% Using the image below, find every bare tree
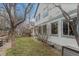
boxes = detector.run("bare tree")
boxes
[0,3,33,48]
[16,20,31,37]
[54,3,79,46]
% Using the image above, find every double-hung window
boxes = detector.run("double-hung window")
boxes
[63,17,77,36]
[38,26,41,34]
[51,22,58,34]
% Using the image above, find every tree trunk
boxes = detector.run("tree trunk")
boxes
[8,29,16,48]
[72,22,79,46]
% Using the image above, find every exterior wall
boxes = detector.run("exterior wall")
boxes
[35,3,77,26]
[35,3,79,51]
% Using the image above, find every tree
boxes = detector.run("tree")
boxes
[0,11,9,31]
[16,20,31,37]
[53,3,79,46]
[0,3,33,48]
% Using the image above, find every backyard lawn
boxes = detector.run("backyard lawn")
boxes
[6,37,61,56]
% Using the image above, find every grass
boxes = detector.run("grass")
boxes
[6,37,60,56]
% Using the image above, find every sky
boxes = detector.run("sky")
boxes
[16,3,38,22]
[0,3,38,22]
[30,4,38,18]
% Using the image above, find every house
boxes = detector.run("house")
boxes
[34,3,79,55]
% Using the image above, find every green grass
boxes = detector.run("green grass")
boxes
[6,37,59,56]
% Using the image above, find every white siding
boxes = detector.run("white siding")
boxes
[35,3,79,50]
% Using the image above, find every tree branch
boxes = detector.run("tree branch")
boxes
[54,3,75,31]
[54,3,79,46]
[3,3,14,28]
[53,3,73,22]
[14,4,33,28]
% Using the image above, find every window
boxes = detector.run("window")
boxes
[51,22,58,34]
[36,16,38,21]
[69,22,74,35]
[63,18,75,36]
[43,25,47,34]
[43,8,48,18]
[63,21,68,35]
[38,14,40,20]
[36,13,40,21]
[43,11,48,18]
[38,26,41,34]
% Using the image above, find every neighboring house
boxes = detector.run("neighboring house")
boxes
[34,3,79,55]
